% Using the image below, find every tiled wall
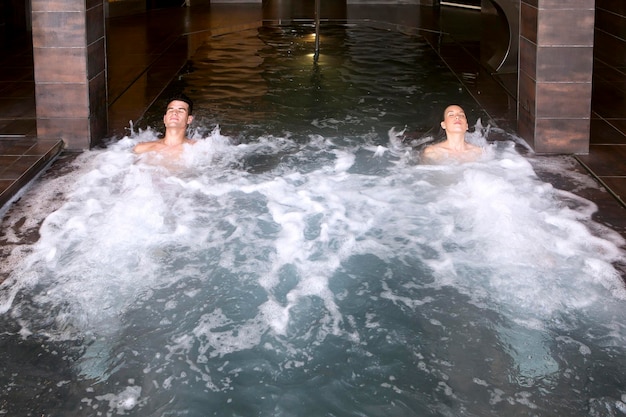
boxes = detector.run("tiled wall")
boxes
[595,0,626,71]
[518,0,595,154]
[32,0,107,150]
[593,0,626,118]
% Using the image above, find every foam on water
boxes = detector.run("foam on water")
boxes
[1,125,625,416]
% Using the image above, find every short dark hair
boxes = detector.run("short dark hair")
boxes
[167,93,193,115]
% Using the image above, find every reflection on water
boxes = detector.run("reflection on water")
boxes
[1,25,626,417]
[143,25,480,142]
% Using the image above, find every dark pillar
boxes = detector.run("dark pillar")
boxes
[518,0,595,154]
[32,0,108,150]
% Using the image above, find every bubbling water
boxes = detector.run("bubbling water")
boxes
[1,126,625,416]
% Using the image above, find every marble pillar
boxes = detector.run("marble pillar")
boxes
[518,0,595,154]
[32,0,108,150]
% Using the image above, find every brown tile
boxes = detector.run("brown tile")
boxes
[576,145,626,175]
[37,117,90,149]
[518,70,536,114]
[0,155,39,178]
[593,30,626,69]
[24,139,65,156]
[31,11,86,48]
[86,5,105,45]
[590,118,626,144]
[519,37,537,80]
[593,61,626,93]
[0,97,36,118]
[601,176,626,206]
[0,180,26,208]
[0,119,37,136]
[33,47,87,83]
[534,118,590,154]
[88,71,107,116]
[0,156,21,177]
[520,2,538,43]
[0,151,61,208]
[35,83,90,118]
[592,81,626,118]
[90,108,108,145]
[86,0,102,10]
[595,0,626,15]
[87,39,106,80]
[536,82,592,118]
[605,119,626,136]
[518,105,536,149]
[537,46,593,82]
[537,9,595,46]
[0,140,35,156]
[0,180,13,198]
[31,0,85,13]
[539,0,595,9]
[595,8,626,39]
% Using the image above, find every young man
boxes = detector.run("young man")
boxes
[133,93,196,155]
[422,104,483,163]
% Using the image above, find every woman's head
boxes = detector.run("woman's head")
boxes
[440,105,468,134]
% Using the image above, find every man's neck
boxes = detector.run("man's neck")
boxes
[162,128,188,146]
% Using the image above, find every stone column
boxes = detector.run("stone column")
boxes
[32,0,108,150]
[518,0,595,154]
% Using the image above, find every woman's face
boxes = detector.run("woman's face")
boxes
[441,105,468,134]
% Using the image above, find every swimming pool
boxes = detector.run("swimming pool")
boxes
[1,24,625,417]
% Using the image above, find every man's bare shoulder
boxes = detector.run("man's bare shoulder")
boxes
[133,140,166,154]
[133,138,198,156]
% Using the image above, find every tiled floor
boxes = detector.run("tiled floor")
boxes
[1,3,625,234]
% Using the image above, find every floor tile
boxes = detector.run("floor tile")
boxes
[577,145,626,176]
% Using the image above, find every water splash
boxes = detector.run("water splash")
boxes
[1,126,625,416]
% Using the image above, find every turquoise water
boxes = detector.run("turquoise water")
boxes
[1,25,625,417]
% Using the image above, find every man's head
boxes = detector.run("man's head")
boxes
[167,93,193,115]
[163,93,194,129]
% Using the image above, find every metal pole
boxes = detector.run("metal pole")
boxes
[314,0,320,61]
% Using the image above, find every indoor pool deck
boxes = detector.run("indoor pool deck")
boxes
[1,4,625,235]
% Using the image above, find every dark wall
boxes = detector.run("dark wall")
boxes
[594,0,626,84]
[0,0,29,46]
[263,0,347,21]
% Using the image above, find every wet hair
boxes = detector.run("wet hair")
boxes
[442,104,465,121]
[167,93,194,115]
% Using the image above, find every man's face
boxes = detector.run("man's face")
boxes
[163,100,193,128]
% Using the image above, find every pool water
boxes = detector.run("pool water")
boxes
[1,24,625,417]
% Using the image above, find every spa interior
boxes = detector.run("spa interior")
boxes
[0,0,625,234]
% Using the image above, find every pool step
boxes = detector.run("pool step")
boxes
[0,137,65,211]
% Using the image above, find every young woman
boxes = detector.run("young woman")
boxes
[422,104,483,163]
